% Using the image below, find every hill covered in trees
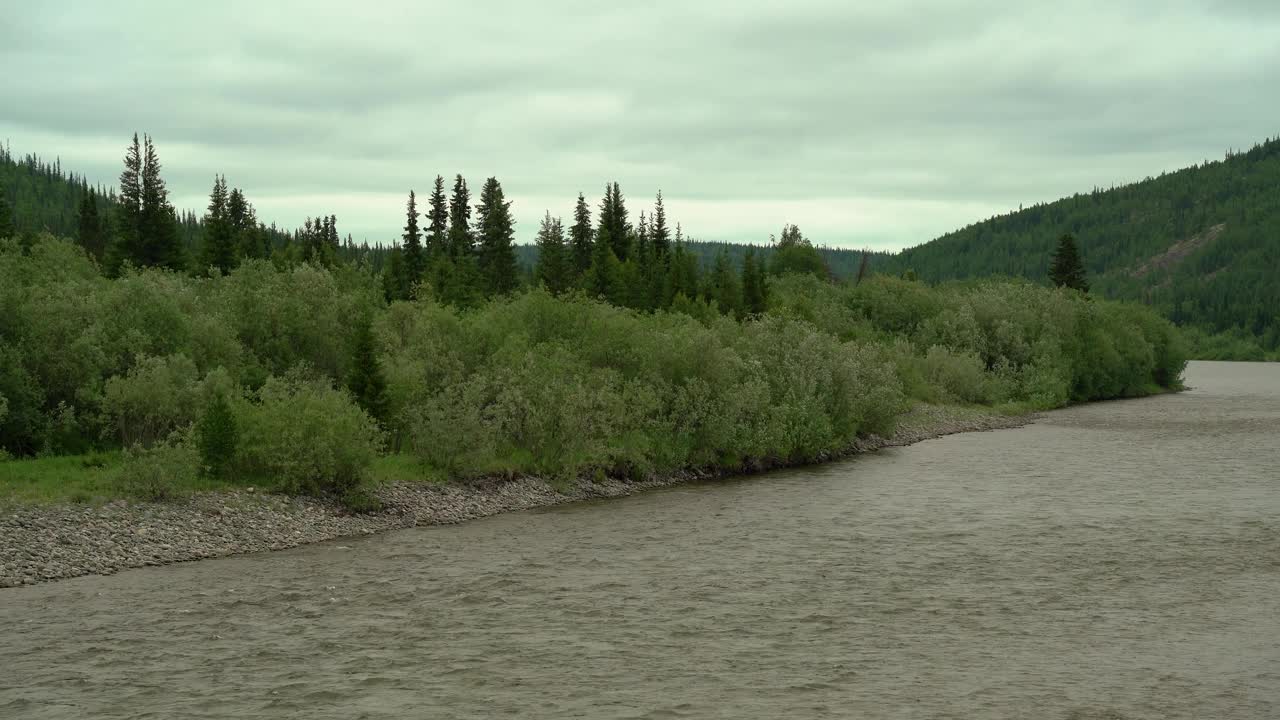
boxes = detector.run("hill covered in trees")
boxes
[875,136,1280,357]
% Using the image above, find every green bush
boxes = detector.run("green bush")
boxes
[116,431,200,501]
[234,372,384,497]
[397,291,906,479]
[101,354,201,448]
[196,392,238,479]
[919,346,1002,405]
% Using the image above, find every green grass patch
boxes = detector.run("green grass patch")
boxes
[367,453,449,487]
[0,452,447,509]
[0,451,246,508]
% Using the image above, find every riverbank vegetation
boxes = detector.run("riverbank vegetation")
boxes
[0,135,1188,509]
[1,234,1185,507]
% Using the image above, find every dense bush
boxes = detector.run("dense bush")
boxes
[195,392,238,479]
[769,275,1188,409]
[393,291,906,479]
[233,373,384,497]
[116,431,200,501]
[102,353,201,447]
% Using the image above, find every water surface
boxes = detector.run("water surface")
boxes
[3,361,1278,718]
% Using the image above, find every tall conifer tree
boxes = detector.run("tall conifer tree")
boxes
[200,175,236,274]
[382,247,409,302]
[402,190,424,287]
[569,192,593,276]
[741,248,768,316]
[138,134,184,271]
[348,317,389,425]
[585,225,623,303]
[1049,233,1089,292]
[535,211,571,295]
[598,182,631,261]
[476,177,518,295]
[426,175,448,258]
[447,174,472,257]
[76,189,107,260]
[106,133,144,275]
[226,187,263,258]
[706,248,742,316]
[651,190,670,258]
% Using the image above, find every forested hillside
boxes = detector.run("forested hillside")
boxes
[876,137,1280,354]
[0,144,115,240]
[0,142,325,267]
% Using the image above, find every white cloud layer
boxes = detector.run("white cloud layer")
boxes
[3,0,1277,249]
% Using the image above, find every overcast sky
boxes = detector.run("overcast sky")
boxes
[3,1,1278,250]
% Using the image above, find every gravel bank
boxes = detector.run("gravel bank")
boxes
[0,405,1032,587]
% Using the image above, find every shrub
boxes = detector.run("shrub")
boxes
[196,393,239,479]
[234,373,384,497]
[920,346,1000,405]
[116,431,200,502]
[101,354,201,448]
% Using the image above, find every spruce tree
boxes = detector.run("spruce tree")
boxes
[742,248,768,316]
[664,229,701,306]
[227,187,261,259]
[651,190,670,257]
[447,174,472,257]
[535,211,571,295]
[348,317,389,424]
[325,214,340,260]
[382,247,409,302]
[138,134,185,271]
[200,175,236,274]
[196,393,238,479]
[584,225,623,302]
[76,190,107,260]
[569,192,594,277]
[426,175,448,258]
[402,190,424,287]
[1049,233,1089,292]
[632,212,655,310]
[475,177,518,295]
[598,182,631,261]
[706,248,742,316]
[106,133,144,275]
[301,217,319,263]
[227,187,249,231]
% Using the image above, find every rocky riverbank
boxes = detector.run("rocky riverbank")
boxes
[0,405,1032,588]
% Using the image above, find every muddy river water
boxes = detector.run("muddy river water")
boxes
[2,361,1277,718]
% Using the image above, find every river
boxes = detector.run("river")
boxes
[2,361,1277,719]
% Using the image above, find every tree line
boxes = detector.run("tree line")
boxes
[2,133,833,320]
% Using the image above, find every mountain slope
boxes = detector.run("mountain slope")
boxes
[876,137,1280,351]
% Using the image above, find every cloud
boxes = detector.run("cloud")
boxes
[3,0,1277,250]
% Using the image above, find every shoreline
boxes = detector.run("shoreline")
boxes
[1,404,1033,588]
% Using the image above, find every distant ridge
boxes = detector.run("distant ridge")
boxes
[875,137,1280,352]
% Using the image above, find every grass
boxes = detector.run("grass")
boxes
[0,451,450,509]
[0,452,130,507]
[367,453,449,487]
[1,451,233,508]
